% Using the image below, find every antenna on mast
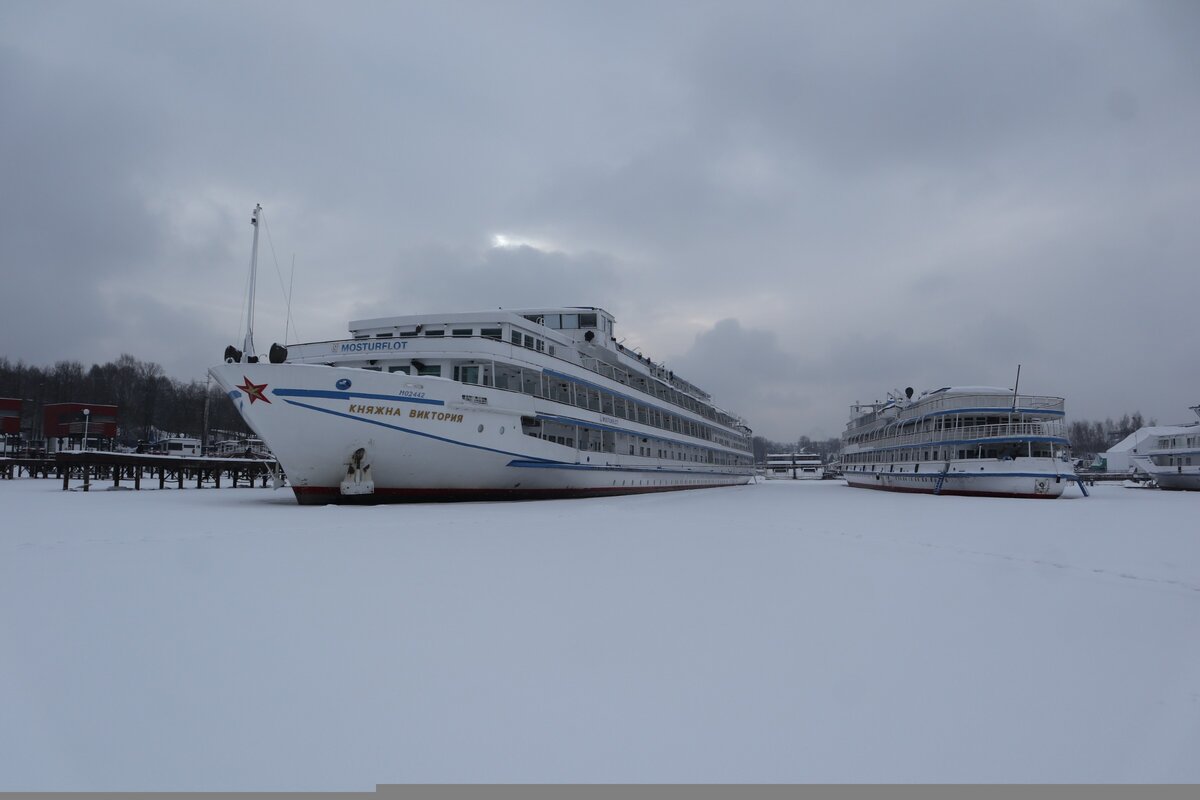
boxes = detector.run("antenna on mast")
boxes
[242,204,263,362]
[1011,364,1022,411]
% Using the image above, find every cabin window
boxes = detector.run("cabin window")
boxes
[523,335,534,349]
[455,365,480,384]
[399,330,417,338]
[388,366,410,374]
[536,339,545,352]
[425,329,444,337]
[375,332,394,338]
[452,328,473,337]
[482,328,502,340]
[416,364,441,377]
[510,330,522,345]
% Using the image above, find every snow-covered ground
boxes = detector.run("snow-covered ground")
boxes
[1,477,1197,789]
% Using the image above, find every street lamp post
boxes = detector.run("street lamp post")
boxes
[82,408,90,452]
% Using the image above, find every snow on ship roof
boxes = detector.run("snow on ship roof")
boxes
[1107,422,1200,454]
[922,385,1014,397]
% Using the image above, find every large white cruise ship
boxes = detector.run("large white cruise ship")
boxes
[839,386,1083,498]
[209,207,753,504]
[210,307,755,503]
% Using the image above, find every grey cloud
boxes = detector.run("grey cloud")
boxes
[352,243,625,322]
[1,0,1197,440]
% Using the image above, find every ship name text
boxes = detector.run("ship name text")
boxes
[348,403,463,424]
[336,340,408,353]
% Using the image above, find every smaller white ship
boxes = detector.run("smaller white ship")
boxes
[764,452,824,480]
[840,384,1084,498]
[1130,405,1200,491]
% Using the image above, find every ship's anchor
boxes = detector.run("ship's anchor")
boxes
[340,447,375,496]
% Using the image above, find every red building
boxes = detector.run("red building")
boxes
[0,397,20,437]
[42,402,119,452]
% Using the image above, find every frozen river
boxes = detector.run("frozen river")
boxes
[1,477,1197,788]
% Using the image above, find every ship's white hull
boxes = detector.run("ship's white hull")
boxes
[842,459,1077,498]
[765,470,824,480]
[210,363,753,504]
[1132,457,1200,491]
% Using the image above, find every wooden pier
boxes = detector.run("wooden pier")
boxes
[1,452,284,491]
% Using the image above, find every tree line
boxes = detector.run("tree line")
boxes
[0,354,249,447]
[1065,412,1155,458]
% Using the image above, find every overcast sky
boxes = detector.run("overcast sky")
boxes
[2,0,1198,440]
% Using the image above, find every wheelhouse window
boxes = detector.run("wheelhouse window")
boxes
[452,328,473,337]
[579,312,597,328]
[454,365,480,384]
[425,329,444,337]
[511,330,522,345]
[482,328,502,340]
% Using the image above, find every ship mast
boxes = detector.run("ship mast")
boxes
[242,204,263,362]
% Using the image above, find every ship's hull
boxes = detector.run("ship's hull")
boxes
[842,459,1076,498]
[765,471,824,480]
[1132,458,1200,491]
[1152,473,1200,490]
[209,363,753,504]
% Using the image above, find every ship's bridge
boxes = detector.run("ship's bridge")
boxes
[512,307,615,347]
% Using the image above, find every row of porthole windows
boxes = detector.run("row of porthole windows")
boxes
[521,417,752,467]
[609,477,727,487]
[844,442,1059,463]
[358,325,736,433]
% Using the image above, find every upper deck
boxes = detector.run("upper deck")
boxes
[277,306,751,445]
[846,387,1065,435]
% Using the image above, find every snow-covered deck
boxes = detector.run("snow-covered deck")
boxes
[1,478,1197,788]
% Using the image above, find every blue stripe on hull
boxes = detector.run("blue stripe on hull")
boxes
[272,388,445,405]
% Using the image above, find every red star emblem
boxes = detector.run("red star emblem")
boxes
[237,376,272,404]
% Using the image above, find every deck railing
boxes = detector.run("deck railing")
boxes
[846,393,1065,433]
[848,421,1067,451]
[901,393,1064,417]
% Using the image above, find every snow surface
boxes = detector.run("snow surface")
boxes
[1,478,1198,789]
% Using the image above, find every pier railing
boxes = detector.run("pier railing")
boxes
[27,451,287,491]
